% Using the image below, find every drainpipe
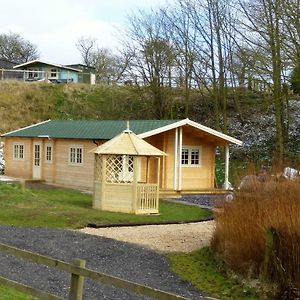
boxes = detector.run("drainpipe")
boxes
[224,145,230,190]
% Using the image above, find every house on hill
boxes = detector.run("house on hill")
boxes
[13,60,95,83]
[1,119,242,196]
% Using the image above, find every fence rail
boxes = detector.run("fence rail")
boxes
[0,242,190,300]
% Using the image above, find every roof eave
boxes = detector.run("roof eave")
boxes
[138,118,243,146]
[1,119,52,137]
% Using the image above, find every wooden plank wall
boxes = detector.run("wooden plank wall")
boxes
[4,137,33,179]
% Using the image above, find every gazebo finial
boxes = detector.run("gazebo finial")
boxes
[123,120,132,133]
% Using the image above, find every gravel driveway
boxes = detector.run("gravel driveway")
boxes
[80,221,214,253]
[0,226,205,299]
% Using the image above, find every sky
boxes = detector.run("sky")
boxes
[0,0,167,65]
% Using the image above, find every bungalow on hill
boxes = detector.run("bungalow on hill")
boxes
[1,119,242,196]
[13,60,95,84]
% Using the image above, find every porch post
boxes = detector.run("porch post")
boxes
[224,145,230,190]
[156,157,160,210]
[178,127,183,191]
[173,128,178,190]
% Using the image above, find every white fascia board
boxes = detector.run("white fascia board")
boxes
[186,119,243,145]
[13,60,81,72]
[13,60,40,69]
[138,118,243,146]
[138,119,188,139]
[1,119,51,137]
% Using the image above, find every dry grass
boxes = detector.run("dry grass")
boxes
[212,179,300,298]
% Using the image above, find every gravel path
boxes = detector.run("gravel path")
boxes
[0,226,205,299]
[180,195,227,207]
[80,221,215,253]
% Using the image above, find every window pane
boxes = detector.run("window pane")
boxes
[70,148,76,163]
[76,148,82,163]
[19,145,24,159]
[14,145,19,159]
[181,149,189,165]
[191,149,199,165]
[46,146,52,161]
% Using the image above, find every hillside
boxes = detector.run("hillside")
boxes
[0,81,300,168]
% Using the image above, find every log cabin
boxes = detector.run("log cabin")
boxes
[1,119,242,196]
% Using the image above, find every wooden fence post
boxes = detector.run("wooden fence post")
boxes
[69,259,86,300]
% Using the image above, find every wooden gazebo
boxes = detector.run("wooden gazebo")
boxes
[92,129,166,214]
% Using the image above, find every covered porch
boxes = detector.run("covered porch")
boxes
[140,119,242,194]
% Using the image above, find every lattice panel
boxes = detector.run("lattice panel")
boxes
[106,155,134,183]
[94,155,102,181]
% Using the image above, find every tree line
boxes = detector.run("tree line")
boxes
[1,0,300,162]
[78,0,299,162]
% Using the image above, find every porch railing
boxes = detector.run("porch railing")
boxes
[136,183,159,213]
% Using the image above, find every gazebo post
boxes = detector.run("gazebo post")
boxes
[93,155,101,209]
[100,155,107,209]
[132,156,139,213]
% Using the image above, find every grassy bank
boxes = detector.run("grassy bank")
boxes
[169,247,259,299]
[0,183,211,228]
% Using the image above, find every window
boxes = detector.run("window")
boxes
[28,68,38,78]
[181,146,201,166]
[69,146,83,165]
[50,69,57,78]
[45,144,53,162]
[13,143,24,160]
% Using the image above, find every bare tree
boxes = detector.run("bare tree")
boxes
[124,9,176,118]
[76,37,97,66]
[0,32,39,63]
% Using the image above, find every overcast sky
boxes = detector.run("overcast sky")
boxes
[1,0,167,64]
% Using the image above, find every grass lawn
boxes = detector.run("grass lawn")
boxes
[0,182,211,228]
[169,247,260,300]
[0,286,37,300]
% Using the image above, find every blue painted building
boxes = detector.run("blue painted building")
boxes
[13,60,81,83]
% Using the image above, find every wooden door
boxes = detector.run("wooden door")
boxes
[33,142,42,179]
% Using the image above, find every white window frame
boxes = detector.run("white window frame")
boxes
[181,146,201,167]
[50,68,58,79]
[13,143,25,161]
[69,145,83,166]
[45,143,53,163]
[28,68,39,78]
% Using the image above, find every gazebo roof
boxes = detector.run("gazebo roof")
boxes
[93,129,166,156]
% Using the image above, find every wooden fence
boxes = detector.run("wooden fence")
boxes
[0,242,190,300]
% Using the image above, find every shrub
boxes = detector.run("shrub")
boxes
[212,179,300,297]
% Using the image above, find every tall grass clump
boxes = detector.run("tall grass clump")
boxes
[212,179,300,298]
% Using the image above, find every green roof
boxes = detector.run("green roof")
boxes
[2,120,180,140]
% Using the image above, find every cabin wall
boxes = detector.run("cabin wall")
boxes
[53,139,98,190]
[181,131,215,189]
[4,137,33,179]
[146,128,216,191]
[4,137,102,190]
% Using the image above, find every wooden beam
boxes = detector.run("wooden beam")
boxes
[178,127,183,191]
[69,259,86,300]
[173,128,178,190]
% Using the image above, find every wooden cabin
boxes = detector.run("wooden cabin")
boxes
[1,119,242,196]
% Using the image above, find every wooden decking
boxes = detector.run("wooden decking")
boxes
[159,188,228,198]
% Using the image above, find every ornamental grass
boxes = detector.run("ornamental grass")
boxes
[212,179,300,298]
